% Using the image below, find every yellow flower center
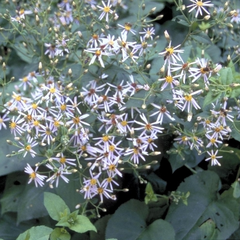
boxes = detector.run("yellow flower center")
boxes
[60,157,66,164]
[10,122,17,129]
[90,179,97,185]
[107,177,112,183]
[102,135,109,142]
[165,47,174,55]
[33,120,39,126]
[45,128,51,135]
[54,120,60,127]
[109,145,115,152]
[23,76,28,82]
[165,76,173,83]
[124,23,132,31]
[73,117,80,124]
[133,147,139,154]
[30,172,36,179]
[182,136,188,142]
[81,145,87,151]
[50,87,56,93]
[103,6,110,13]
[19,9,25,15]
[196,1,203,7]
[184,95,192,101]
[147,138,153,143]
[25,145,31,151]
[92,34,98,40]
[32,103,38,109]
[0,118,3,123]
[210,138,216,144]
[211,155,216,160]
[145,123,152,131]
[109,164,116,171]
[95,50,101,56]
[60,104,67,111]
[98,187,104,194]
[205,119,211,125]
[13,95,22,101]
[121,120,128,126]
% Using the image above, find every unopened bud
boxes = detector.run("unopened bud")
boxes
[204,15,210,20]
[39,62,42,71]
[68,68,72,75]
[224,1,229,10]
[164,30,171,42]
[142,4,145,10]
[156,15,163,20]
[150,151,161,156]
[2,62,6,70]
[146,64,151,69]
[150,7,156,13]
[75,204,81,209]
[36,14,39,23]
[6,140,12,145]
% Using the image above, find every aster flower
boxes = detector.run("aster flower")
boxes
[52,153,76,167]
[124,146,149,164]
[24,164,47,187]
[133,36,152,56]
[18,138,38,158]
[0,113,10,130]
[46,164,71,187]
[230,10,240,24]
[96,182,115,203]
[97,0,114,22]
[187,0,214,18]
[134,113,164,134]
[159,41,184,66]
[139,27,155,40]
[9,115,25,136]
[173,89,202,113]
[205,150,222,166]
[158,74,179,91]
[44,43,62,58]
[84,47,111,68]
[118,22,136,36]
[150,103,175,124]
[189,58,212,85]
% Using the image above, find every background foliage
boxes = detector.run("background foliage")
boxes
[1,0,240,239]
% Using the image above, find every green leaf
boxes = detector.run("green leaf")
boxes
[105,199,148,240]
[145,182,157,204]
[232,181,240,198]
[228,121,240,142]
[50,228,71,240]
[199,219,218,240]
[203,90,222,108]
[165,171,239,240]
[219,67,233,85]
[90,215,112,240]
[191,32,212,44]
[44,192,70,221]
[147,198,169,223]
[0,128,42,176]
[138,219,175,240]
[68,215,97,233]
[16,226,52,240]
[208,146,240,182]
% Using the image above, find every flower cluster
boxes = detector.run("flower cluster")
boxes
[1,0,240,206]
